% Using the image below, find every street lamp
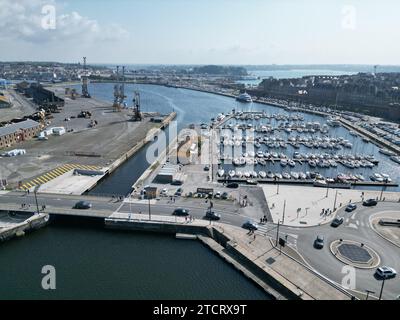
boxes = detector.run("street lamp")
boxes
[282,199,286,224]
[378,278,386,300]
[275,220,281,247]
[333,190,341,211]
[148,197,151,221]
[380,178,388,201]
[365,289,375,300]
[276,177,280,194]
[33,186,40,215]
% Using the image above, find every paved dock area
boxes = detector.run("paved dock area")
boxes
[38,168,107,195]
[263,185,400,227]
[0,89,169,189]
[0,89,36,123]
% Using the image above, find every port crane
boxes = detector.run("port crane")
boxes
[81,57,91,98]
[113,66,126,112]
[131,90,142,121]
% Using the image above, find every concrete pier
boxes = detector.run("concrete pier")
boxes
[104,213,353,300]
[0,212,49,242]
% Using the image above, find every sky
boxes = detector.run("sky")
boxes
[1,0,399,65]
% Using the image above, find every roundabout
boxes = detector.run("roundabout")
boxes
[330,240,380,269]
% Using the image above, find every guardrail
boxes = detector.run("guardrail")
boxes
[379,219,400,227]
[274,242,357,299]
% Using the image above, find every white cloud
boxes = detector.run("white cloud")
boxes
[0,0,129,43]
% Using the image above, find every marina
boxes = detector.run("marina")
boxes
[212,110,399,190]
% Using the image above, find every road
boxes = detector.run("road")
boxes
[0,192,250,226]
[1,191,399,299]
[255,201,400,300]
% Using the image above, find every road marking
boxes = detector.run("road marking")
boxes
[347,223,358,229]
[345,218,349,223]
[356,220,359,226]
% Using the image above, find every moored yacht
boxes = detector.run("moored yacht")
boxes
[236,92,253,103]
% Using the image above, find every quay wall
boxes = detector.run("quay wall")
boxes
[0,213,49,242]
[104,217,347,300]
[108,112,177,176]
[85,112,177,195]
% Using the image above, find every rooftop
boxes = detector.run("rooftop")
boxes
[0,119,40,138]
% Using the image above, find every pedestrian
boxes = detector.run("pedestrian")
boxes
[253,234,256,240]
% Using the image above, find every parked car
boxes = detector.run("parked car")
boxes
[246,179,258,185]
[221,192,229,200]
[203,165,210,171]
[160,188,168,196]
[242,221,258,231]
[73,201,92,209]
[205,210,221,221]
[173,208,189,216]
[175,188,183,196]
[214,191,221,199]
[331,217,344,227]
[375,266,397,279]
[345,203,357,212]
[363,199,378,207]
[171,180,183,186]
[314,235,324,249]
[226,182,239,189]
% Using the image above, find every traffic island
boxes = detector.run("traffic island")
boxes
[370,211,400,248]
[330,239,380,269]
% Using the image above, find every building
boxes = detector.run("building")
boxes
[0,119,41,149]
[0,92,11,108]
[153,164,184,184]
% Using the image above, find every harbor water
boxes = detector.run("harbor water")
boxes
[85,83,399,195]
[0,218,269,299]
[1,81,398,300]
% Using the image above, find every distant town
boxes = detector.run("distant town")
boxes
[1,62,400,122]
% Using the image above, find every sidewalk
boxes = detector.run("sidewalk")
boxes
[217,223,352,300]
[109,211,205,224]
[262,185,400,227]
